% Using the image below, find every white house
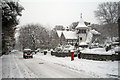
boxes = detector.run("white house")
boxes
[55,17,100,46]
[60,31,77,45]
[75,18,91,45]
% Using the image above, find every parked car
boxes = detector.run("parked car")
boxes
[62,45,75,53]
[34,49,40,54]
[62,45,70,53]
[23,49,33,59]
[55,46,63,53]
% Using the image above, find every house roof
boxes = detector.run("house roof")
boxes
[90,29,101,35]
[76,18,88,29]
[56,30,63,38]
[85,29,100,43]
[79,42,88,45]
[62,31,77,40]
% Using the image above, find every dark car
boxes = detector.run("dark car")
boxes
[23,49,33,59]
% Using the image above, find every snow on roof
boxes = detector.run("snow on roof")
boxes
[79,42,88,45]
[76,18,88,29]
[24,49,31,51]
[62,31,77,39]
[90,29,101,35]
[105,37,112,43]
[85,29,100,43]
[56,30,63,38]
[86,31,93,43]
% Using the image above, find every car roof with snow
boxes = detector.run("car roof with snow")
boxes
[24,49,31,51]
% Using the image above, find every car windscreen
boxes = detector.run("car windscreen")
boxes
[24,50,31,53]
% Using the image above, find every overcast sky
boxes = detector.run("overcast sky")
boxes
[18,0,118,29]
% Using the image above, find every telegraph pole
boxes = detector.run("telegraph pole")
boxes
[118,2,120,45]
[118,17,120,45]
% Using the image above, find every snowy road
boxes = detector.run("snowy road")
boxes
[2,51,93,78]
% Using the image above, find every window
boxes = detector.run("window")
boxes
[77,29,86,33]
[83,30,86,33]
[80,37,82,40]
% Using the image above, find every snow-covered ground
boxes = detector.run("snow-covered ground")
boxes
[81,48,115,55]
[2,50,93,78]
[1,50,119,78]
[2,52,38,78]
[34,51,118,78]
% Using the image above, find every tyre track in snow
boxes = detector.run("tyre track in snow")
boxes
[2,51,93,78]
[9,53,23,78]
[13,52,38,78]
[22,53,93,78]
[2,52,38,78]
[22,57,83,78]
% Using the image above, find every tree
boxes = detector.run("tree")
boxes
[2,0,24,27]
[69,22,79,30]
[94,2,118,42]
[53,25,64,30]
[2,0,24,54]
[18,24,50,50]
[49,30,60,49]
[94,2,118,24]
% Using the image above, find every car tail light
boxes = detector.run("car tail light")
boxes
[25,54,27,56]
[30,54,32,56]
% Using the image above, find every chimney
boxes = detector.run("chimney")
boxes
[62,28,65,31]
[66,27,69,31]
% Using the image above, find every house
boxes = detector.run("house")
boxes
[86,29,101,47]
[75,17,91,45]
[53,25,65,31]
[56,30,63,38]
[55,17,100,46]
[60,31,77,45]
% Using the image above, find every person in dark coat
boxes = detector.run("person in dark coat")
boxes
[75,43,78,49]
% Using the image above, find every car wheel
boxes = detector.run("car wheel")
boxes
[23,55,25,58]
[24,56,27,59]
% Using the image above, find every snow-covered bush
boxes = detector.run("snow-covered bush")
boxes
[114,46,120,53]
[55,46,63,53]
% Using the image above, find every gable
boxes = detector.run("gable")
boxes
[56,30,63,38]
[62,31,77,40]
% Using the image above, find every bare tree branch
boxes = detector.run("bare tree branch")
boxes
[94,2,118,24]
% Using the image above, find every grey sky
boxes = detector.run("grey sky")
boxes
[19,0,118,29]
